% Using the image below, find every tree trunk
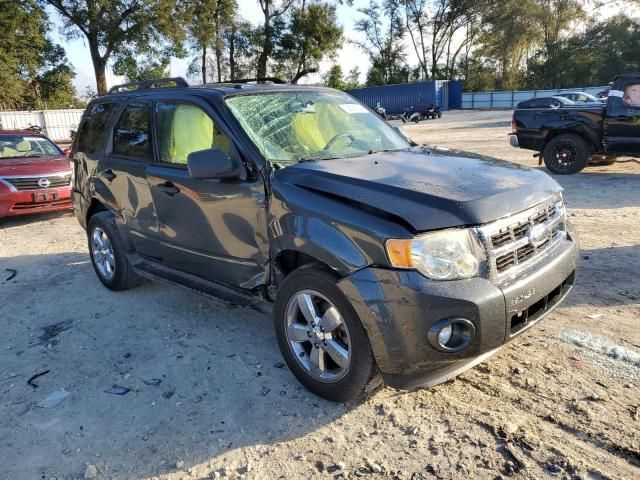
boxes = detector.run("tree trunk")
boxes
[257,2,271,79]
[89,39,108,95]
[202,46,207,84]
[229,26,236,80]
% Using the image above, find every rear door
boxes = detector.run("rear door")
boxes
[604,77,640,153]
[145,96,269,290]
[103,101,158,253]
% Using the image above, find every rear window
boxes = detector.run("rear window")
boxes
[77,103,118,153]
[113,103,152,160]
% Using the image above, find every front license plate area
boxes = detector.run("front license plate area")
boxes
[33,191,58,203]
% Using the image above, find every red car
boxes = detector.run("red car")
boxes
[0,130,72,218]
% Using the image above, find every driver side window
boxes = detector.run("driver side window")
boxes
[155,103,231,165]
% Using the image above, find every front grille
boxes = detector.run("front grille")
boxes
[5,174,71,191]
[475,197,567,284]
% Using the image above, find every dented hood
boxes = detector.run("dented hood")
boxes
[275,147,562,232]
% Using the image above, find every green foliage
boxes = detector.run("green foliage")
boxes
[43,0,184,95]
[0,0,77,109]
[276,2,343,83]
[355,0,408,85]
[324,65,346,89]
[113,57,170,83]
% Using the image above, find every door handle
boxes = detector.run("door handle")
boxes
[102,169,116,182]
[159,181,180,196]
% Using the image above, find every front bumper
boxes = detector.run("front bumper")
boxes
[337,226,579,390]
[0,184,72,218]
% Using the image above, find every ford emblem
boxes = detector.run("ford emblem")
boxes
[527,223,549,247]
[37,178,51,188]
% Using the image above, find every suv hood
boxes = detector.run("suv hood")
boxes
[276,147,562,232]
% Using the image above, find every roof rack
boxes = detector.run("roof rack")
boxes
[225,77,287,84]
[107,77,189,94]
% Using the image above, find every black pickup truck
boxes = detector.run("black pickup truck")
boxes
[510,74,640,174]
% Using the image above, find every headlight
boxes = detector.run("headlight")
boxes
[386,229,485,280]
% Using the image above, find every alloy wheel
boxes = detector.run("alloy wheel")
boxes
[285,289,351,382]
[91,227,116,281]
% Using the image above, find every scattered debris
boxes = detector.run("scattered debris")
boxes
[27,369,50,388]
[104,386,129,395]
[175,460,185,469]
[163,388,175,399]
[273,362,285,369]
[4,268,17,282]
[38,321,72,345]
[587,313,604,320]
[143,378,162,386]
[556,330,640,380]
[315,460,325,472]
[260,385,271,396]
[84,464,97,479]
[37,389,70,408]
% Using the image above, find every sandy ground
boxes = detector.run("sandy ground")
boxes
[1,110,638,480]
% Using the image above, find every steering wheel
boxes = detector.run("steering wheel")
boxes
[323,133,355,152]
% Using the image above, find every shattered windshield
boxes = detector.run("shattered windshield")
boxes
[225,90,410,165]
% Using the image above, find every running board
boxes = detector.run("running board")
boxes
[129,255,271,312]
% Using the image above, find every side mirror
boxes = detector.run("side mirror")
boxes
[187,148,246,180]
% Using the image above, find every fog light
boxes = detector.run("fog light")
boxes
[428,318,476,352]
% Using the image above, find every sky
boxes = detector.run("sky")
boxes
[47,0,372,93]
[47,0,634,94]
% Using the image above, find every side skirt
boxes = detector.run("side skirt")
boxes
[128,254,272,313]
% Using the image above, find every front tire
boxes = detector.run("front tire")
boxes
[543,134,590,174]
[274,266,381,402]
[87,212,141,291]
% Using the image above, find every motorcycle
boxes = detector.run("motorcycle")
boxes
[401,106,421,124]
[375,105,387,120]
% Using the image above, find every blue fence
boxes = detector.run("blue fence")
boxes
[346,80,463,114]
[461,86,607,109]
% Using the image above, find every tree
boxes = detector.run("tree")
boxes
[0,0,77,109]
[43,0,182,95]
[275,1,343,83]
[324,64,346,89]
[403,0,429,80]
[257,0,298,79]
[344,66,361,89]
[355,0,408,85]
[184,0,236,83]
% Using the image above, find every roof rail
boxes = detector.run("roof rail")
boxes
[107,77,189,94]
[226,77,287,84]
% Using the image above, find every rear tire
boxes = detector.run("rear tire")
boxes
[274,266,381,402]
[543,134,590,174]
[87,212,141,291]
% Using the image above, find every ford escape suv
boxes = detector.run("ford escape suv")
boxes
[71,77,579,402]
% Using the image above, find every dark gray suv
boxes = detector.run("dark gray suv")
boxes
[71,78,579,402]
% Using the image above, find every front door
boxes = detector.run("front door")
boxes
[146,99,269,290]
[604,76,640,154]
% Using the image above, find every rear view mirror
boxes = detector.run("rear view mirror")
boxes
[187,148,246,180]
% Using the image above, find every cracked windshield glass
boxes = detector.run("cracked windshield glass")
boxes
[225,91,410,167]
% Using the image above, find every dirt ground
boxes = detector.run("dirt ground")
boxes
[1,110,638,480]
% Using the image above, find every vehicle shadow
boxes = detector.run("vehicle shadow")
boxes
[0,209,73,228]
[448,121,512,129]
[530,169,640,209]
[0,252,351,479]
[561,245,640,308]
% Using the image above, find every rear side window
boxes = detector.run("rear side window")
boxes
[113,103,152,160]
[77,103,117,153]
[154,103,231,164]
